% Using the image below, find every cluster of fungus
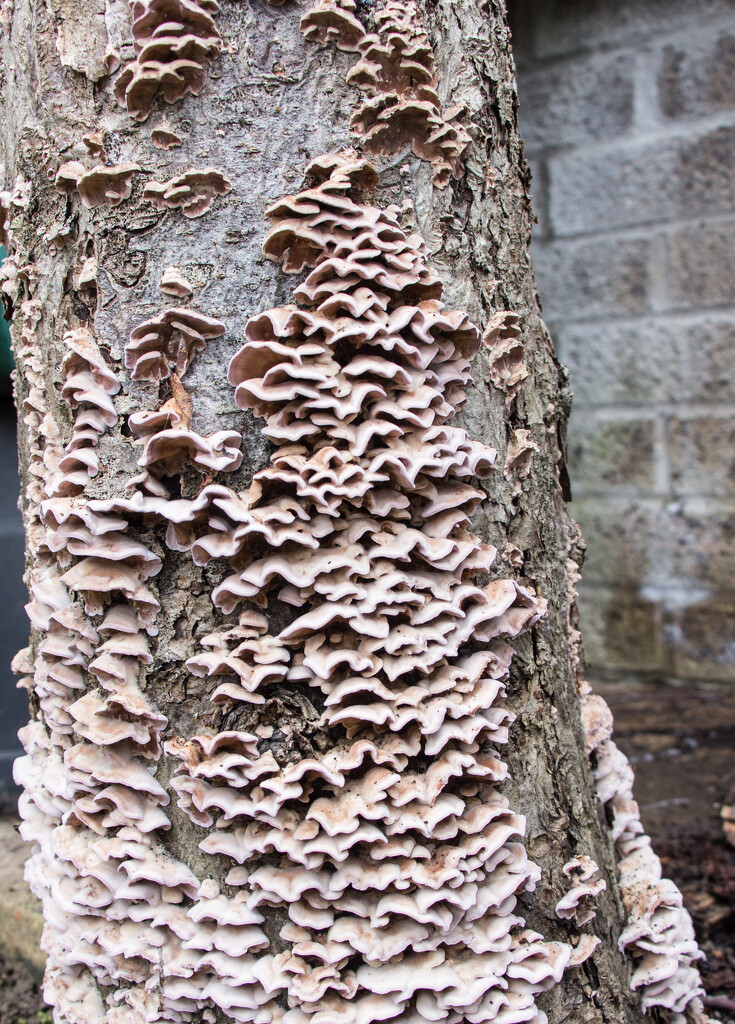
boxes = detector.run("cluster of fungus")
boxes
[11,0,714,1021]
[143,168,232,219]
[301,0,472,187]
[114,0,223,121]
[54,161,142,210]
[107,151,579,1023]
[16,148,586,1023]
[554,856,605,929]
[562,547,708,1021]
[124,305,225,382]
[580,685,709,1020]
[44,329,120,498]
[482,312,528,412]
[14,258,268,1022]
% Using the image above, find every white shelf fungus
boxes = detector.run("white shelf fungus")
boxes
[115,0,223,121]
[301,1,472,187]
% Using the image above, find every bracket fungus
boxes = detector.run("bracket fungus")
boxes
[580,681,709,1018]
[54,162,142,209]
[555,856,606,928]
[301,0,472,186]
[15,149,587,1024]
[160,266,193,298]
[151,121,184,149]
[115,0,223,121]
[131,150,572,1024]
[45,329,121,498]
[143,167,232,218]
[14,234,255,1022]
[300,0,366,52]
[124,306,225,381]
[482,311,528,410]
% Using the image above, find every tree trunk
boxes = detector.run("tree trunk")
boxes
[0,1,710,1023]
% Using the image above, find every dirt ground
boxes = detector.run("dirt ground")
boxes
[0,684,732,1024]
[0,956,49,1024]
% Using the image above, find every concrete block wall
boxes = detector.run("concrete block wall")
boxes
[509,0,735,687]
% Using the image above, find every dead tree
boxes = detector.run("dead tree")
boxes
[0,1,711,1022]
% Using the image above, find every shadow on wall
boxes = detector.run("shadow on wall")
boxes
[509,0,735,688]
[0,245,30,796]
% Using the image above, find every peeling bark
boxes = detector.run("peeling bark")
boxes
[0,2,710,1023]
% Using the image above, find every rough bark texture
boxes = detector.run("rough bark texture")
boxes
[0,1,704,1022]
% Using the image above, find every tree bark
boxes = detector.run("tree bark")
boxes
[0,2,709,1023]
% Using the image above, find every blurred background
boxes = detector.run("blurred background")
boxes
[0,242,28,806]
[510,0,735,692]
[508,0,735,1004]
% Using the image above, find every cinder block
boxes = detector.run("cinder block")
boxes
[665,506,735,593]
[577,583,666,673]
[511,0,735,690]
[571,500,735,593]
[670,316,735,403]
[568,413,657,494]
[668,415,735,498]
[570,499,665,587]
[532,235,653,321]
[668,222,735,309]
[548,125,735,237]
[556,320,673,407]
[517,51,634,153]
[669,597,735,683]
[658,32,735,121]
[523,0,735,60]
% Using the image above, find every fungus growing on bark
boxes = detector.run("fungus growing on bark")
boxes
[160,265,193,297]
[115,0,223,121]
[133,422,243,493]
[124,306,225,381]
[300,0,366,52]
[555,855,606,927]
[301,1,472,186]
[580,681,708,1018]
[482,311,528,409]
[26,150,583,1021]
[504,428,539,498]
[76,256,98,292]
[13,221,256,1024]
[77,164,142,208]
[82,133,107,160]
[46,329,120,498]
[143,167,232,218]
[54,161,87,196]
[54,162,142,208]
[151,121,183,148]
[154,151,572,1022]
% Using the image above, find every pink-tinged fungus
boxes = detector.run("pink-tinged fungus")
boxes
[301,1,472,186]
[159,265,193,297]
[151,121,184,149]
[143,167,232,218]
[124,306,225,381]
[115,0,223,121]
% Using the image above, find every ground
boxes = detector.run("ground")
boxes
[0,684,733,1024]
